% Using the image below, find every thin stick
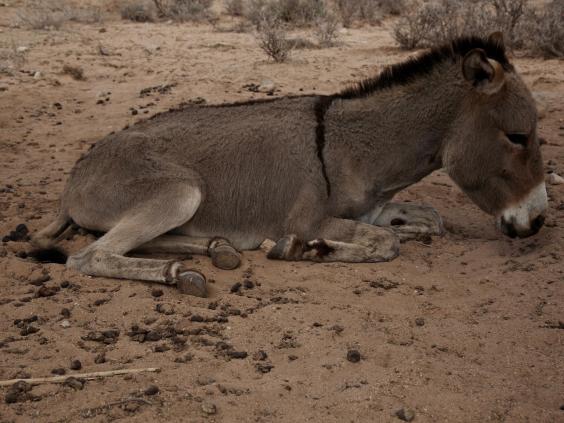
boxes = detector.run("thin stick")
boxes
[0,368,159,387]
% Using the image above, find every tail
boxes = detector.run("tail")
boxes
[29,212,72,264]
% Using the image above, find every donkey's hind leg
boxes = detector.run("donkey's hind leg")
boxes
[66,187,207,297]
[268,218,399,263]
[368,203,445,241]
[134,235,241,270]
[32,212,72,249]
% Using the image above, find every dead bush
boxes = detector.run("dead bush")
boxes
[334,0,406,27]
[153,0,214,21]
[256,17,292,62]
[314,13,340,47]
[16,0,65,30]
[121,1,156,22]
[0,42,27,76]
[520,0,564,58]
[392,0,528,50]
[63,6,104,24]
[225,0,245,16]
[334,0,355,27]
[246,0,327,27]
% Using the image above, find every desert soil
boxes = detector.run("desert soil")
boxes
[0,2,563,422]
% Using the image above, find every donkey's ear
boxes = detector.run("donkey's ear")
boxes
[462,48,505,95]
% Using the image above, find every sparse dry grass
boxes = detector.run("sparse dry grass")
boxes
[62,64,86,81]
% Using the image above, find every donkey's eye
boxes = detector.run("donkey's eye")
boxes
[506,133,528,147]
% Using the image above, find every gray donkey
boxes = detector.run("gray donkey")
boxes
[33,34,547,297]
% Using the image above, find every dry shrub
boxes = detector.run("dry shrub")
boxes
[334,0,406,27]
[225,0,245,16]
[246,0,327,27]
[393,0,529,50]
[16,0,66,30]
[0,42,27,75]
[314,13,340,47]
[520,0,564,58]
[153,0,214,21]
[288,36,317,49]
[63,6,104,24]
[121,1,156,22]
[256,16,292,62]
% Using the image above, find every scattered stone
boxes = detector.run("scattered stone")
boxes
[230,282,242,293]
[256,362,274,373]
[51,368,66,376]
[20,325,39,336]
[227,350,248,359]
[94,353,106,364]
[5,380,32,404]
[62,64,85,81]
[548,173,564,185]
[156,303,174,315]
[288,354,298,361]
[368,277,398,290]
[190,314,204,322]
[60,320,71,328]
[35,285,60,298]
[64,377,85,390]
[201,402,217,415]
[144,385,159,396]
[346,349,361,363]
[154,344,170,353]
[151,288,163,297]
[395,407,416,422]
[243,279,254,289]
[415,318,425,327]
[70,359,82,370]
[60,308,71,318]
[174,353,193,363]
[60,280,70,288]
[258,79,276,94]
[253,350,268,361]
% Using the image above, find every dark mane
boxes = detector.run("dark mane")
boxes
[338,36,513,100]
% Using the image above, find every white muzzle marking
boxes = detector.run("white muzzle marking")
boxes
[499,182,548,230]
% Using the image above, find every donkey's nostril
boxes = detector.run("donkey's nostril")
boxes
[530,215,545,233]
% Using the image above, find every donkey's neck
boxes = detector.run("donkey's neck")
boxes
[323,62,463,218]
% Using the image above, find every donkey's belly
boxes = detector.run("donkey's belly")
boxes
[174,222,268,251]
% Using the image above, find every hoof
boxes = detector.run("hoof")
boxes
[267,234,303,260]
[210,242,241,270]
[176,269,207,297]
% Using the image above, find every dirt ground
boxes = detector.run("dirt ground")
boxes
[0,2,563,422]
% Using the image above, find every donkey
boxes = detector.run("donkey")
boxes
[32,34,547,297]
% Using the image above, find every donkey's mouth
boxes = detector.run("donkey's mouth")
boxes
[499,214,545,238]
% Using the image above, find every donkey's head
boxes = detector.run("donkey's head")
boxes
[444,33,547,238]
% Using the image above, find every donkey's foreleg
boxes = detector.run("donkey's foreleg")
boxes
[365,203,445,241]
[66,189,207,297]
[134,235,241,270]
[268,218,399,263]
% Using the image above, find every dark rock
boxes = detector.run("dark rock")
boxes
[35,285,60,297]
[30,274,51,286]
[61,308,71,318]
[156,303,174,315]
[415,318,425,327]
[243,279,254,289]
[64,377,85,390]
[151,288,163,297]
[144,385,159,396]
[395,407,415,422]
[51,368,66,375]
[94,353,106,364]
[20,325,39,336]
[227,350,248,359]
[70,359,82,370]
[154,344,170,353]
[346,349,361,363]
[253,350,268,361]
[230,282,242,293]
[60,280,70,288]
[256,362,274,373]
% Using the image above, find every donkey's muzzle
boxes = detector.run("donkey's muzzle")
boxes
[500,214,545,238]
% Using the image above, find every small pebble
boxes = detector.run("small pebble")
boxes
[230,282,242,293]
[395,407,415,422]
[51,368,66,376]
[61,308,71,318]
[346,349,361,363]
[60,320,71,328]
[70,359,82,370]
[151,288,163,297]
[415,318,425,327]
[144,385,159,396]
[201,402,217,415]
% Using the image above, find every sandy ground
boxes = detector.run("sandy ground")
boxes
[0,2,563,422]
